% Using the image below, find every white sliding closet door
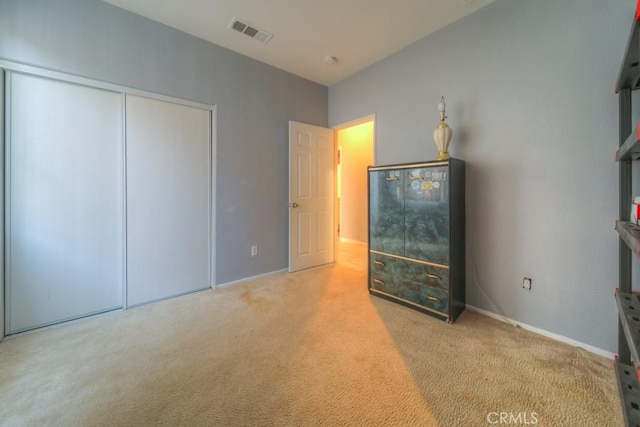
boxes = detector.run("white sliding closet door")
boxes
[6,73,124,333]
[0,71,4,341]
[126,95,211,306]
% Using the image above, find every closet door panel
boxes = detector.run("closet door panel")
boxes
[7,73,124,333]
[126,95,210,306]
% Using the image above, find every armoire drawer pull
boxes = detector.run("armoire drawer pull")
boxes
[426,273,442,281]
[385,176,399,181]
[373,260,385,267]
[427,296,441,303]
[408,175,423,180]
[373,278,385,286]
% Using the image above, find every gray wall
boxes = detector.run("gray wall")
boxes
[330,0,630,353]
[0,0,328,285]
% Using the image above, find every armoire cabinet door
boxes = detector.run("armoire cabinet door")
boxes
[404,166,450,265]
[125,95,211,306]
[369,169,405,256]
[6,73,125,333]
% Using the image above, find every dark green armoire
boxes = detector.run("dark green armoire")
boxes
[368,159,465,322]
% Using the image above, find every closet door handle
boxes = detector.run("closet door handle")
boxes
[426,273,442,281]
[427,296,441,303]
[373,278,385,286]
[373,260,385,267]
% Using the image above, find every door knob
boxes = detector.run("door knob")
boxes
[289,202,299,208]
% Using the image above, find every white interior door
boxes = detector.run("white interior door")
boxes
[6,73,125,333]
[289,121,335,272]
[126,94,211,306]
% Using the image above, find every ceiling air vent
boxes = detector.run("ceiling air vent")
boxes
[228,17,273,45]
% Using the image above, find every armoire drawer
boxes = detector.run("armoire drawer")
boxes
[370,252,450,316]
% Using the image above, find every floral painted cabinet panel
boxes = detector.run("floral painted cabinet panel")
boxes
[368,159,465,322]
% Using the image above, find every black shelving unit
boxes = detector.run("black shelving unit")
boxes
[616,291,640,370]
[616,2,640,426]
[616,221,640,257]
[616,362,640,425]
[616,126,640,161]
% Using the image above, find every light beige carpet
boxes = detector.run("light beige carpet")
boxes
[0,260,623,426]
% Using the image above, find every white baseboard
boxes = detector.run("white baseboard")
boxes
[465,304,615,360]
[215,269,288,289]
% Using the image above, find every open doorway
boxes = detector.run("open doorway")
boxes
[335,118,374,249]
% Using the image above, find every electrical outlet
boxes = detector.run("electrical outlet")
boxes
[251,245,258,257]
[522,277,532,291]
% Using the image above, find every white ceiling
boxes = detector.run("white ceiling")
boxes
[102,0,495,86]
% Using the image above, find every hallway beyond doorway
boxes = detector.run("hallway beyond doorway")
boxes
[336,240,367,272]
